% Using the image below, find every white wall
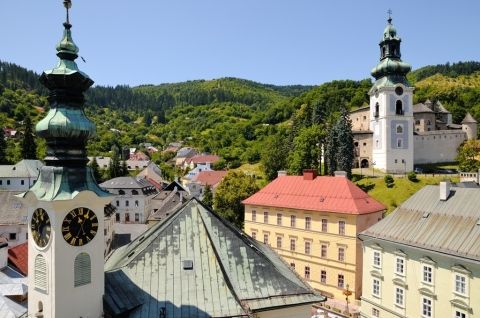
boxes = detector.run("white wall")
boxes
[0,177,37,191]
[0,224,28,247]
[414,131,466,164]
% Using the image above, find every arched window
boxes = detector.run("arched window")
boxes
[396,100,403,115]
[74,253,91,287]
[396,125,403,134]
[135,200,139,207]
[118,190,125,195]
[132,190,139,195]
[34,254,47,292]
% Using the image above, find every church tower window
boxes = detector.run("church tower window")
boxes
[375,103,379,118]
[396,125,403,134]
[74,253,91,287]
[34,254,48,292]
[396,100,403,115]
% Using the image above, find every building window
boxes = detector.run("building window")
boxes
[372,308,380,317]
[372,279,380,297]
[290,263,295,269]
[290,239,296,251]
[395,257,405,275]
[135,213,140,222]
[135,200,139,207]
[304,266,310,280]
[305,241,311,254]
[0,180,2,185]
[116,200,119,207]
[396,100,403,115]
[125,213,130,222]
[415,120,420,125]
[395,287,404,307]
[305,216,311,230]
[338,247,345,262]
[125,200,129,207]
[276,213,282,226]
[338,274,345,288]
[290,215,296,228]
[321,219,328,232]
[422,297,432,317]
[74,253,91,287]
[321,270,327,284]
[455,274,467,295]
[119,190,125,195]
[321,244,327,258]
[263,234,269,245]
[396,125,403,134]
[252,210,256,222]
[263,211,268,224]
[21,180,25,185]
[373,251,381,268]
[34,254,47,292]
[9,233,16,241]
[115,213,120,222]
[251,232,256,240]
[397,138,403,148]
[338,220,345,235]
[455,311,466,318]
[276,236,282,249]
[423,265,433,284]
[6,180,10,185]
[132,190,139,195]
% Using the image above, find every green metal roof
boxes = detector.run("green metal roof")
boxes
[104,198,324,317]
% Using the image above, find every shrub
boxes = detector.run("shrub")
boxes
[384,174,395,188]
[407,171,418,182]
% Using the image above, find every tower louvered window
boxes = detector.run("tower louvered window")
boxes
[74,253,91,287]
[34,254,48,292]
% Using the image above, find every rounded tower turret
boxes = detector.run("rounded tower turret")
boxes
[461,113,478,140]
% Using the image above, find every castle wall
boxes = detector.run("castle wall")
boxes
[414,130,466,164]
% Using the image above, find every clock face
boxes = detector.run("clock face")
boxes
[62,207,98,246]
[31,208,51,248]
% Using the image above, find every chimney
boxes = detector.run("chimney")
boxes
[439,181,450,201]
[334,171,347,178]
[303,169,317,180]
[0,242,8,269]
[277,170,287,178]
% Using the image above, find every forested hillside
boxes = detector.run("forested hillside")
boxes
[1,59,480,171]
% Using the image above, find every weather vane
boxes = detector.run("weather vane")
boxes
[64,0,72,24]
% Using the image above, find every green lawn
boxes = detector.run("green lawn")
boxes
[233,163,268,187]
[355,174,459,214]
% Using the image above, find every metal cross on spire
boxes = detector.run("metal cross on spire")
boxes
[64,0,72,24]
[387,9,392,23]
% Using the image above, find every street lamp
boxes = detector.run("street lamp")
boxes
[343,284,352,315]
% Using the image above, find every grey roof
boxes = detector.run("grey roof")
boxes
[149,186,189,222]
[176,147,197,158]
[360,185,480,263]
[0,192,27,225]
[0,266,27,318]
[461,112,478,124]
[104,199,324,317]
[413,103,434,113]
[137,162,163,182]
[349,106,370,114]
[100,177,155,190]
[435,101,450,113]
[0,160,43,178]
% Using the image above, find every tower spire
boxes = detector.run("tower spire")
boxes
[387,9,392,24]
[64,0,72,24]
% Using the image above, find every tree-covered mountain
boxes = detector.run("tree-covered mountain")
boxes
[1,59,479,170]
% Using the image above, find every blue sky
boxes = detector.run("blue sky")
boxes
[1,1,479,87]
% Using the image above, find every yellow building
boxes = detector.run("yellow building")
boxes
[243,170,385,302]
[359,182,480,318]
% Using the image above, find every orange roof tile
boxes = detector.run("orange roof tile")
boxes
[243,175,386,215]
[194,170,228,186]
[8,242,28,276]
[186,155,220,165]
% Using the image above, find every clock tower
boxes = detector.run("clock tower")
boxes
[369,15,414,173]
[21,2,111,317]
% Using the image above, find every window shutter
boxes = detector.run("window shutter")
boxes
[74,253,91,287]
[34,254,48,292]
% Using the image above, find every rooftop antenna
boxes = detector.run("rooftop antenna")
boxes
[63,0,72,25]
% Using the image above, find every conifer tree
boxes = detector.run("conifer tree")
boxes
[0,127,7,164]
[324,124,338,176]
[121,160,129,176]
[89,158,103,183]
[336,108,354,179]
[202,184,213,209]
[20,115,37,159]
[107,145,121,179]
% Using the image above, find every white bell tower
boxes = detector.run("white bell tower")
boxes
[369,15,414,173]
[22,2,112,317]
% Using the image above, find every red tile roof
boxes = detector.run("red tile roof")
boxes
[243,175,386,215]
[186,155,220,165]
[194,170,228,186]
[8,242,28,276]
